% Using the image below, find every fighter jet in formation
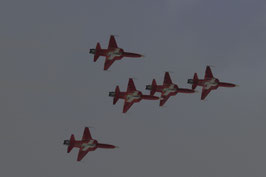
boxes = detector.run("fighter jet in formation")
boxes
[146,72,195,106]
[187,66,237,100]
[109,78,159,113]
[89,35,143,70]
[63,127,117,161]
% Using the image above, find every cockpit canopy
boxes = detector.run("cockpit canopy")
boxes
[113,48,123,55]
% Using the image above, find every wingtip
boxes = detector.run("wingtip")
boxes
[128,78,134,82]
[163,70,174,74]
[207,65,215,68]
[110,34,119,38]
[85,126,95,129]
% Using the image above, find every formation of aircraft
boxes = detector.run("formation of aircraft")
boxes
[63,36,238,162]
[146,72,195,106]
[187,66,237,100]
[63,127,117,161]
[89,35,143,70]
[109,78,159,113]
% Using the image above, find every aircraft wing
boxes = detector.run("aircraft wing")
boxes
[163,72,173,85]
[108,35,118,49]
[123,100,135,113]
[77,148,91,161]
[127,78,136,92]
[159,95,171,106]
[104,57,116,70]
[201,87,212,100]
[82,127,92,141]
[205,66,214,79]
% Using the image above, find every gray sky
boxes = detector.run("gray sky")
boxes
[1,0,266,177]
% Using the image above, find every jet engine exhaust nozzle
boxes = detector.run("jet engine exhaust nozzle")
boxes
[145,85,153,90]
[89,49,96,54]
[187,79,194,84]
[63,140,70,146]
[109,92,116,97]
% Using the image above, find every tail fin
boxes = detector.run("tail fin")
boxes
[67,134,75,153]
[192,73,198,90]
[94,43,101,62]
[150,79,157,95]
[113,86,120,105]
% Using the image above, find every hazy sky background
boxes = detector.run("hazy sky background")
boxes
[1,0,266,177]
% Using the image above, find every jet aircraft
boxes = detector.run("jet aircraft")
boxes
[187,66,237,100]
[89,35,143,70]
[63,127,117,161]
[146,72,195,106]
[109,78,159,113]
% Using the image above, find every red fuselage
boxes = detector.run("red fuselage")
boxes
[72,139,116,151]
[188,66,237,100]
[118,90,158,103]
[196,78,236,90]
[146,83,195,106]
[97,48,142,61]
[109,78,159,113]
[155,84,195,97]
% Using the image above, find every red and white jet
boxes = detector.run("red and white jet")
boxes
[89,35,143,70]
[187,66,237,100]
[146,72,195,106]
[63,127,117,162]
[109,78,159,113]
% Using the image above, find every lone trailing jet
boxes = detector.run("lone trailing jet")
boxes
[109,78,159,113]
[89,35,143,70]
[63,127,117,162]
[146,72,195,106]
[187,66,237,100]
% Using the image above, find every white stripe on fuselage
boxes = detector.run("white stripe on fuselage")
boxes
[107,48,122,60]
[81,140,96,151]
[204,78,218,89]
[162,84,176,96]
[126,91,141,102]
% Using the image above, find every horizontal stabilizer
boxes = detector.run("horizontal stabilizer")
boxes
[150,79,157,95]
[67,134,75,153]
[94,43,101,62]
[192,73,198,90]
[113,86,120,105]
